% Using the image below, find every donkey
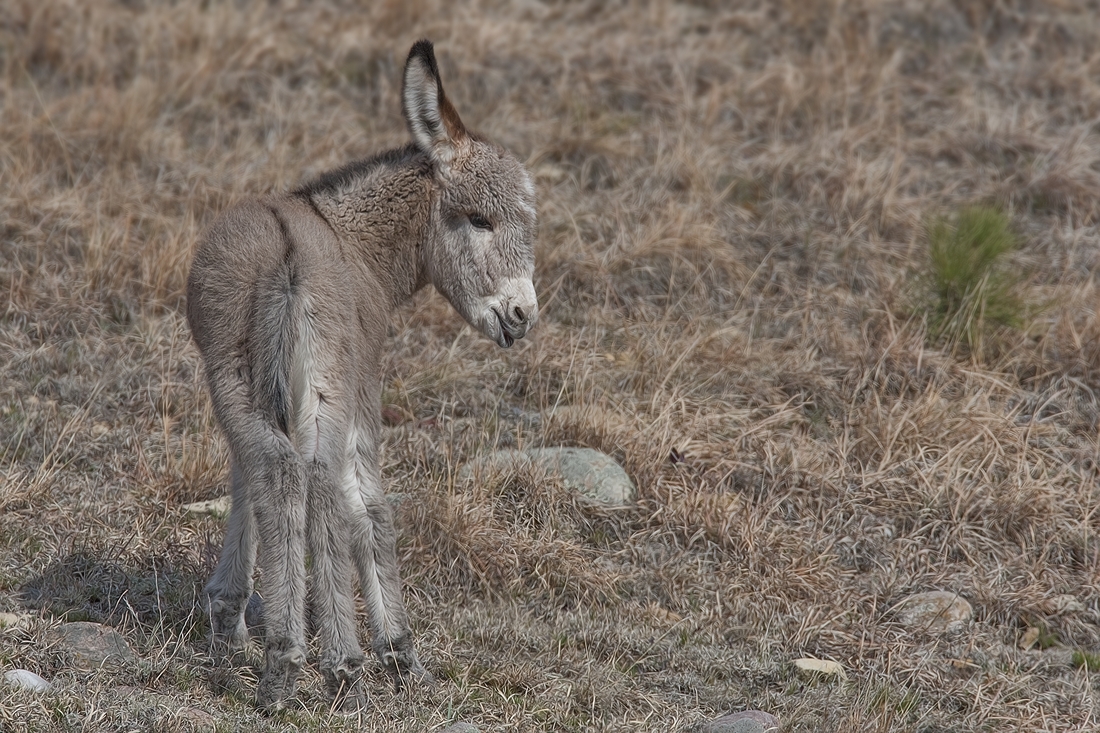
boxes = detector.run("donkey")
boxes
[186,39,538,712]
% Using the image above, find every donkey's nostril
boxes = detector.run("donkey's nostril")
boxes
[512,305,525,323]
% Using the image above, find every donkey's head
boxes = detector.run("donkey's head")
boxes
[403,40,538,348]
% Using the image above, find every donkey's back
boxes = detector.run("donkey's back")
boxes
[189,194,349,438]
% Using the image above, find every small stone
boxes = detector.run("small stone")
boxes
[699,710,781,733]
[893,591,972,633]
[793,657,847,680]
[176,707,217,731]
[440,724,480,733]
[0,612,32,628]
[3,669,51,692]
[1020,626,1041,650]
[183,496,232,518]
[51,621,136,670]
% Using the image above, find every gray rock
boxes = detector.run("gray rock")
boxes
[3,669,51,692]
[441,724,480,733]
[459,447,636,506]
[893,591,972,633]
[51,621,136,670]
[536,447,635,505]
[699,710,781,733]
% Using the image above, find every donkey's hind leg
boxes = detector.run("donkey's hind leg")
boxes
[247,439,309,712]
[306,457,368,712]
[204,458,256,658]
[346,459,430,688]
[203,362,310,712]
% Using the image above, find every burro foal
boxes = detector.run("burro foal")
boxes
[186,40,538,712]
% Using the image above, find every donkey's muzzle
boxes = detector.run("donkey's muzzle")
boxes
[495,308,530,348]
[491,277,538,348]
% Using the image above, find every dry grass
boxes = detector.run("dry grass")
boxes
[2,1,1100,731]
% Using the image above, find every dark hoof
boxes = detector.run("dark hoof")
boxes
[331,680,368,715]
[322,655,368,714]
[256,647,305,713]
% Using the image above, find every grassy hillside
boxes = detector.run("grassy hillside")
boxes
[2,1,1099,730]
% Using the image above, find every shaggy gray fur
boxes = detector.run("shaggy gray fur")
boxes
[186,39,537,712]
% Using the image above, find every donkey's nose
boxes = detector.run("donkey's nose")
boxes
[507,300,537,331]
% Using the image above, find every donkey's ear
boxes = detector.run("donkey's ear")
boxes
[402,40,468,169]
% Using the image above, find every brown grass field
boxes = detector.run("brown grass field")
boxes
[3,1,1100,731]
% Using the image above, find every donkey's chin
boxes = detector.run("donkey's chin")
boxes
[477,310,518,348]
[489,316,516,348]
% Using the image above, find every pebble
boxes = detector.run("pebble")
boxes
[893,591,972,633]
[793,657,847,680]
[3,669,51,692]
[176,707,217,731]
[0,612,32,628]
[183,496,232,518]
[1045,594,1085,615]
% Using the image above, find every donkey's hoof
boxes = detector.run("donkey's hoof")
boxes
[322,655,368,714]
[374,633,435,691]
[208,622,255,662]
[374,632,417,673]
[206,594,255,663]
[256,647,306,713]
[330,679,368,715]
[386,651,436,694]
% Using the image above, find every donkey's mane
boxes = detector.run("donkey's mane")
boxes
[294,143,432,198]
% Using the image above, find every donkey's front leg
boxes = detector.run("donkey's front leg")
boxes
[249,441,309,712]
[348,463,431,689]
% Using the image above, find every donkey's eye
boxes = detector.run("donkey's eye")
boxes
[469,213,493,231]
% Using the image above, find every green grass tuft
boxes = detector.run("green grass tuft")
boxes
[923,206,1026,357]
[1071,650,1100,672]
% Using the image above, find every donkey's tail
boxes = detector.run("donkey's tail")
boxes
[250,262,297,437]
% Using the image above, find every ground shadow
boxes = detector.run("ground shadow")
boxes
[18,550,207,635]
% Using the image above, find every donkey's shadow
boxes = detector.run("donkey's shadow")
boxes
[15,550,380,702]
[18,550,205,632]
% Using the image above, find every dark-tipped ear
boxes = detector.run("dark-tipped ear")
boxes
[402,39,468,169]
